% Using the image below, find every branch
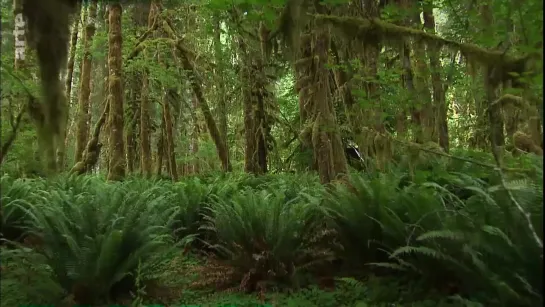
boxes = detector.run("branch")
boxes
[0,106,26,164]
[312,14,530,69]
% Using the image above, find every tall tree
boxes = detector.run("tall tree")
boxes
[106,3,125,181]
[74,1,97,163]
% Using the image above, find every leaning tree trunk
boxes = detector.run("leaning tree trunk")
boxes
[74,1,97,163]
[106,3,125,181]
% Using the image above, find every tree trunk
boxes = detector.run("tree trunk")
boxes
[58,4,81,168]
[179,54,232,172]
[74,1,97,163]
[99,4,110,173]
[239,34,269,175]
[363,0,383,133]
[213,14,228,142]
[106,3,125,181]
[294,29,316,171]
[190,93,200,174]
[125,81,138,173]
[423,3,449,152]
[139,1,158,178]
[311,19,348,184]
[156,124,164,177]
[162,90,178,180]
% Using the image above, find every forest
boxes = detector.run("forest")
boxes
[0,0,543,306]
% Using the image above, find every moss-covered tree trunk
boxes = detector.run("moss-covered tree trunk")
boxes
[106,3,125,181]
[239,33,269,175]
[213,14,228,143]
[139,1,157,178]
[125,80,138,173]
[423,3,449,152]
[162,90,178,181]
[311,20,348,184]
[412,40,435,143]
[190,93,200,174]
[480,1,505,151]
[156,122,164,177]
[58,5,81,168]
[74,1,97,163]
[294,28,316,171]
[362,0,382,133]
[99,4,110,173]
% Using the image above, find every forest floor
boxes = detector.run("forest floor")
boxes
[120,252,460,307]
[1,152,542,307]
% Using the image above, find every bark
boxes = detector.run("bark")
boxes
[480,1,505,151]
[125,81,138,173]
[106,3,125,181]
[162,90,178,180]
[74,1,97,163]
[412,39,435,143]
[294,30,315,170]
[362,0,382,133]
[239,34,269,175]
[423,3,449,152]
[213,14,228,142]
[190,93,200,174]
[99,4,110,173]
[70,100,109,175]
[140,71,153,177]
[139,1,158,178]
[156,122,164,177]
[58,4,81,168]
[311,16,348,184]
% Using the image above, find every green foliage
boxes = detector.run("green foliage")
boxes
[201,187,333,289]
[2,177,189,304]
[1,163,542,306]
[1,175,36,242]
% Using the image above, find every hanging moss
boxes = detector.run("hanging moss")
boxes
[21,0,80,173]
[312,14,535,79]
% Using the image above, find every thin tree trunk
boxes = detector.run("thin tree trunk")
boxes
[162,91,178,180]
[190,93,200,174]
[139,1,158,178]
[156,124,164,177]
[178,53,232,172]
[58,4,81,168]
[74,1,97,163]
[213,14,228,142]
[106,3,125,181]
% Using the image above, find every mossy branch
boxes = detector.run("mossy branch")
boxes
[489,94,538,115]
[70,99,109,175]
[313,14,528,69]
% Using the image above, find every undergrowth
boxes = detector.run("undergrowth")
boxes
[1,154,542,306]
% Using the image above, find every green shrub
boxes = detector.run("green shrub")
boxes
[381,172,543,306]
[24,183,185,304]
[201,188,333,290]
[1,175,37,242]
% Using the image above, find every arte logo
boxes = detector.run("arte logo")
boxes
[14,13,25,60]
